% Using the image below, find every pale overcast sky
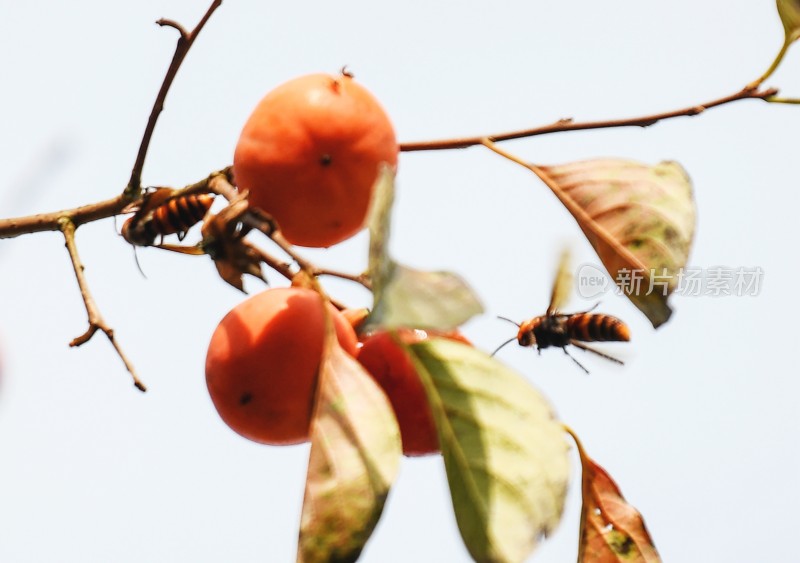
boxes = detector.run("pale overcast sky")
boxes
[1,2,798,562]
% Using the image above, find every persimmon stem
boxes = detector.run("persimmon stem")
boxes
[125,0,223,198]
[766,96,800,104]
[748,38,791,90]
[400,85,778,152]
[59,218,146,392]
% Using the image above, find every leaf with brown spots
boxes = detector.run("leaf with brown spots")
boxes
[535,159,695,328]
[570,430,661,563]
[297,332,401,563]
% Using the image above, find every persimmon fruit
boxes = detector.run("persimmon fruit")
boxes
[205,287,358,445]
[357,329,471,456]
[233,72,398,248]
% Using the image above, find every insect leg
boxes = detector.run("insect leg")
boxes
[562,346,590,374]
[569,340,624,365]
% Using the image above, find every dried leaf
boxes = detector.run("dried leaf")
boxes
[366,164,483,331]
[407,339,570,563]
[201,193,266,292]
[572,432,661,563]
[298,341,401,563]
[537,159,695,328]
[778,0,800,42]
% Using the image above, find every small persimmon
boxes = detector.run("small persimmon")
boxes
[205,287,358,445]
[233,72,398,248]
[357,329,471,456]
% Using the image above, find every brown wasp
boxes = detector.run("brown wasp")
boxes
[122,188,215,248]
[493,251,630,373]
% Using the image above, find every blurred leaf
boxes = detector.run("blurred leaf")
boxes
[537,159,695,328]
[298,340,402,563]
[369,264,483,331]
[407,339,570,563]
[366,165,396,307]
[572,432,661,563]
[366,166,483,331]
[778,0,800,42]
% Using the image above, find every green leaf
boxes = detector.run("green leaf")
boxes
[778,0,800,42]
[538,159,696,328]
[407,339,570,563]
[297,342,402,563]
[365,165,484,331]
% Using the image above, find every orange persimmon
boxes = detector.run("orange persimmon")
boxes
[233,72,398,248]
[357,329,471,456]
[205,287,358,445]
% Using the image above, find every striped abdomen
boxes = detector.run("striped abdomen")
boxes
[123,193,214,246]
[565,314,630,343]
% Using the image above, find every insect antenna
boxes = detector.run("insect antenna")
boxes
[562,347,590,374]
[569,340,624,365]
[496,316,521,327]
[131,246,148,279]
[490,337,518,357]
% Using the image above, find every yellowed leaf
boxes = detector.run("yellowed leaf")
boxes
[297,339,401,563]
[537,159,695,328]
[778,0,800,42]
[570,431,661,563]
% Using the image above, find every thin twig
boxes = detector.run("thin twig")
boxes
[125,0,223,197]
[59,218,146,392]
[314,268,372,290]
[242,242,349,310]
[243,240,294,281]
[400,86,779,152]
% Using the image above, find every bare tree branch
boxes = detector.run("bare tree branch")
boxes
[399,86,779,152]
[59,218,146,392]
[0,195,129,239]
[126,0,223,197]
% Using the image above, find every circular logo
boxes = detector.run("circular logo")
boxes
[576,264,611,298]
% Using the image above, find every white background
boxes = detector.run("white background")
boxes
[1,2,798,562]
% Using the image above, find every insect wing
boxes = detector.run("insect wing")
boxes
[547,248,573,315]
[138,187,177,219]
